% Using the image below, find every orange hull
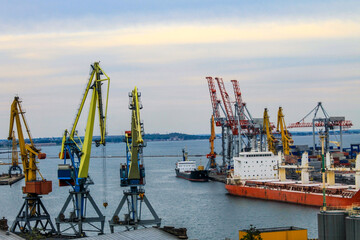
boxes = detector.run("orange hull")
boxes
[225,184,360,207]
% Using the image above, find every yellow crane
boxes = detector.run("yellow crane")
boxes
[56,62,110,236]
[8,96,55,234]
[206,115,217,169]
[277,107,294,155]
[110,87,161,232]
[263,108,277,154]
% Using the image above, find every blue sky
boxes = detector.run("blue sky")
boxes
[0,1,359,138]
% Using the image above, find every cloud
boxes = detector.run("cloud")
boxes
[0,18,359,137]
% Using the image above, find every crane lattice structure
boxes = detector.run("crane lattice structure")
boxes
[55,62,110,236]
[277,107,293,155]
[9,96,55,234]
[109,87,161,232]
[206,77,228,169]
[231,80,262,153]
[287,102,352,153]
[263,108,277,154]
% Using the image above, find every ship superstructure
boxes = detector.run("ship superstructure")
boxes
[226,152,360,207]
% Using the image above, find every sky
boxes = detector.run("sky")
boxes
[0,0,359,138]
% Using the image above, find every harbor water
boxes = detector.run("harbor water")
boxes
[0,134,359,239]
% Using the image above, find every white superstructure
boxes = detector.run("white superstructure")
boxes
[233,151,280,180]
[176,161,196,173]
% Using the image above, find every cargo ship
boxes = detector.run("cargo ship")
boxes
[226,151,360,207]
[175,149,209,182]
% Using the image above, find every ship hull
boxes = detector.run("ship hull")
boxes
[175,169,209,182]
[225,184,360,207]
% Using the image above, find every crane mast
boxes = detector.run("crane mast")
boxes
[110,87,161,232]
[206,115,217,170]
[277,107,293,155]
[8,96,55,234]
[56,62,110,236]
[263,108,277,154]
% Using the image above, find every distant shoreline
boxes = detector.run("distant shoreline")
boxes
[0,130,359,148]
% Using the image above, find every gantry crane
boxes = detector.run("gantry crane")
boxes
[8,131,22,177]
[55,62,110,236]
[231,79,261,153]
[206,115,217,170]
[263,108,277,154]
[110,87,161,232]
[277,107,293,155]
[287,102,352,153]
[8,96,55,234]
[215,77,237,167]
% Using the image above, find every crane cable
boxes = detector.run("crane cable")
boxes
[102,145,108,208]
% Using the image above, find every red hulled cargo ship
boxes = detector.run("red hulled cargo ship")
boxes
[225,151,360,207]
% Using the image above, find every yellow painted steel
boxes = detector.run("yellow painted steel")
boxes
[11,131,19,167]
[67,62,110,179]
[239,228,307,240]
[78,86,98,178]
[8,97,43,183]
[279,168,287,181]
[263,108,276,154]
[327,171,335,185]
[277,107,293,155]
[209,115,216,155]
[128,87,143,180]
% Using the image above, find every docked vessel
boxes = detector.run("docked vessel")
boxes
[226,151,360,207]
[175,149,209,182]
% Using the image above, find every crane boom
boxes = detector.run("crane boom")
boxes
[8,97,47,185]
[263,108,276,154]
[206,77,222,126]
[215,77,238,135]
[277,107,293,155]
[128,87,144,180]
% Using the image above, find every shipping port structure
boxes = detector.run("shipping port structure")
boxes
[226,150,360,207]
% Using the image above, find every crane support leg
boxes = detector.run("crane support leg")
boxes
[55,190,105,237]
[109,187,161,233]
[11,195,55,234]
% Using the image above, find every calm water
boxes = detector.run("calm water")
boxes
[0,134,359,239]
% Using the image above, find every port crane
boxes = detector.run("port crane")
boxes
[287,102,352,153]
[263,108,277,154]
[231,79,262,153]
[109,87,161,232]
[8,131,22,176]
[215,77,238,166]
[56,62,110,236]
[206,115,217,170]
[277,107,293,155]
[8,96,55,234]
[206,77,227,169]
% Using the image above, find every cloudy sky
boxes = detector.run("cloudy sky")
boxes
[0,0,359,138]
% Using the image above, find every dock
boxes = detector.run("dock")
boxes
[0,174,24,185]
